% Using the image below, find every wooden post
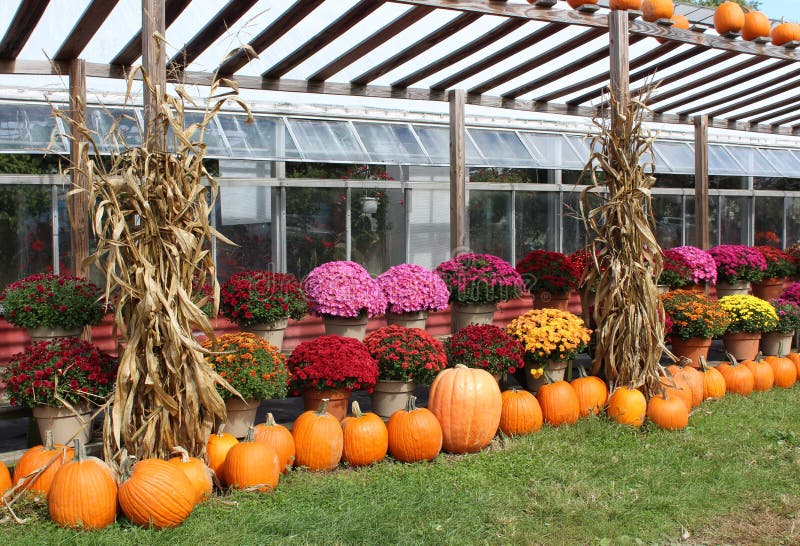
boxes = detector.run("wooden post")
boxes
[608,9,630,136]
[694,115,710,250]
[68,58,89,277]
[449,89,467,254]
[142,0,166,150]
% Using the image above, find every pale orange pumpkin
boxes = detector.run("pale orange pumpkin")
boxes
[168,446,213,503]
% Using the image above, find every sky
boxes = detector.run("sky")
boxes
[757,0,797,20]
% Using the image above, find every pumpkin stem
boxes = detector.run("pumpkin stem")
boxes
[454,364,468,370]
[510,386,520,393]
[778,339,786,358]
[317,398,330,416]
[725,352,739,366]
[351,401,363,419]
[578,366,588,378]
[43,430,54,451]
[405,395,418,412]
[120,455,136,481]
[171,446,191,463]
[244,426,256,442]
[265,413,277,427]
[754,351,764,362]
[72,437,86,461]
[699,355,709,372]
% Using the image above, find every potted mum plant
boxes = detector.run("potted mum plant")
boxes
[363,326,448,418]
[515,250,579,311]
[752,246,794,301]
[3,338,117,444]
[661,290,730,367]
[718,294,779,361]
[505,309,591,392]
[1,273,107,342]
[708,244,767,297]
[376,264,450,329]
[659,246,717,291]
[304,261,387,340]
[761,299,800,356]
[202,332,289,438]
[435,253,524,333]
[287,335,379,421]
[220,270,309,349]
[445,324,525,384]
[781,281,800,306]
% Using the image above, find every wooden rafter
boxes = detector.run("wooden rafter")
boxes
[769,111,800,127]
[53,0,120,62]
[311,5,436,82]
[431,22,568,91]
[0,0,50,60]
[351,11,482,86]
[169,0,258,72]
[749,101,800,125]
[707,75,800,118]
[730,95,800,123]
[111,0,192,66]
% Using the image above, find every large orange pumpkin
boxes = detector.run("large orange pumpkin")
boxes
[292,399,344,471]
[537,380,580,426]
[206,425,238,483]
[607,387,647,427]
[742,355,774,392]
[647,391,689,430]
[643,0,674,22]
[0,461,10,495]
[428,365,502,453]
[254,413,296,474]
[714,1,745,35]
[742,11,772,41]
[48,438,118,530]
[12,430,75,496]
[764,354,797,388]
[224,427,281,492]
[570,373,608,417]
[609,0,642,10]
[772,22,800,46]
[499,388,543,436]
[118,458,195,529]
[387,395,443,463]
[342,401,388,467]
[169,446,213,503]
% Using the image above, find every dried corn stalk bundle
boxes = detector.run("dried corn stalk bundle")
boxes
[580,90,666,397]
[59,71,247,462]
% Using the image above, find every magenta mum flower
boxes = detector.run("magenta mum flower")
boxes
[377,264,450,314]
[304,261,387,318]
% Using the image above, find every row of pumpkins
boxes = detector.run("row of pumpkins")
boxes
[1,353,800,532]
[555,0,800,46]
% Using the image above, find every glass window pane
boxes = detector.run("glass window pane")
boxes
[653,141,695,174]
[285,187,347,278]
[468,129,535,168]
[515,191,558,257]
[0,104,64,152]
[653,194,683,248]
[215,185,274,281]
[685,195,696,247]
[562,190,593,255]
[468,190,511,261]
[86,107,142,152]
[710,175,747,190]
[288,119,367,162]
[519,133,586,169]
[718,195,750,245]
[708,195,718,246]
[217,115,300,159]
[353,123,428,164]
[754,177,800,191]
[413,125,484,166]
[788,196,800,245]
[654,174,693,188]
[408,186,450,269]
[351,187,406,275]
[0,184,53,290]
[763,149,800,177]
[754,196,784,247]
[727,146,779,177]
[708,145,743,176]
[184,113,229,157]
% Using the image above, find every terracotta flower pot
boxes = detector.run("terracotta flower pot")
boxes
[531,292,570,311]
[243,318,288,350]
[670,337,712,368]
[751,278,785,301]
[450,303,496,333]
[723,331,762,361]
[302,388,351,421]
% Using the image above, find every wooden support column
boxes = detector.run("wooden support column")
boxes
[142,0,166,150]
[449,89,467,254]
[68,58,89,277]
[694,115,710,250]
[608,9,630,136]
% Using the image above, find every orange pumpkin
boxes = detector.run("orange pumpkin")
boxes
[387,395,443,463]
[660,372,692,412]
[224,427,281,492]
[0,461,10,495]
[537,380,580,426]
[742,11,772,41]
[717,355,754,395]
[567,0,599,8]
[772,22,800,46]
[428,365,502,454]
[764,354,797,388]
[658,14,690,43]
[570,372,608,417]
[168,446,213,503]
[700,357,726,400]
[787,352,800,377]
[254,413,295,474]
[647,391,689,430]
[607,387,647,427]
[742,355,774,392]
[643,0,674,23]
[118,458,195,529]
[609,0,642,10]
[341,401,388,467]
[714,1,745,35]
[499,388,543,436]
[292,399,343,471]
[12,430,75,496]
[48,438,118,530]
[206,425,238,483]
[676,366,704,408]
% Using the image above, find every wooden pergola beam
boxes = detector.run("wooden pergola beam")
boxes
[53,0,120,62]
[0,0,50,60]
[449,89,466,255]
[111,0,192,67]
[749,101,800,126]
[68,59,89,278]
[608,9,629,136]
[142,0,166,150]
[708,76,800,119]
[734,96,800,124]
[694,115,710,250]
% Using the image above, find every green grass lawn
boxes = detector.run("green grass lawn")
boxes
[4,388,800,545]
